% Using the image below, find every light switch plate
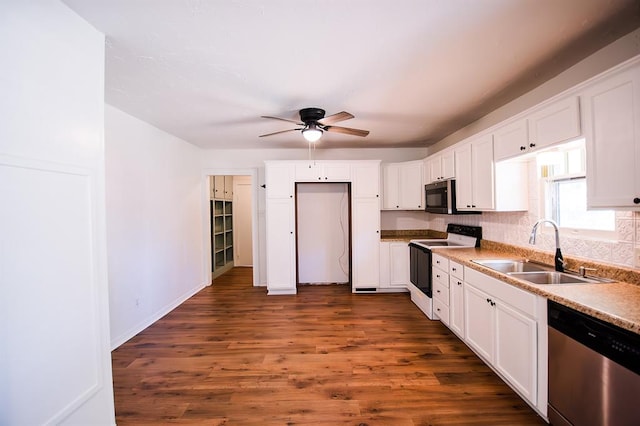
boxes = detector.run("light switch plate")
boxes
[635,247,640,268]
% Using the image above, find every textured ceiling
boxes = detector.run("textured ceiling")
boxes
[63,0,640,149]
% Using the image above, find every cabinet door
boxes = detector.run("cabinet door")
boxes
[352,198,380,289]
[430,155,443,182]
[528,96,581,150]
[449,276,465,338]
[398,161,424,210]
[464,283,494,361]
[495,301,538,405]
[454,144,473,209]
[265,163,294,199]
[493,119,529,161]
[266,198,296,293]
[583,65,640,209]
[382,164,400,209]
[214,175,225,199]
[471,135,495,210]
[224,176,233,200]
[352,162,380,198]
[294,162,321,181]
[379,242,390,288]
[441,151,455,180]
[323,162,351,181]
[388,242,409,287]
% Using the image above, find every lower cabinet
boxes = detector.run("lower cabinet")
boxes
[379,241,410,290]
[449,264,465,338]
[463,267,540,409]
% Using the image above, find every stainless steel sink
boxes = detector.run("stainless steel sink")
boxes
[508,271,615,285]
[471,259,552,273]
[471,259,615,285]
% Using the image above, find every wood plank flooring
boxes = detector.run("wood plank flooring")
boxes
[112,267,546,425]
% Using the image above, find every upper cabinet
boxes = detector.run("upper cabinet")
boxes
[527,96,581,150]
[211,175,234,200]
[582,61,640,209]
[493,97,581,161]
[382,160,424,210]
[352,161,381,199]
[295,161,351,182]
[424,150,455,183]
[455,135,494,210]
[456,135,528,212]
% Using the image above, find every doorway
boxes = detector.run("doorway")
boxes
[209,174,254,281]
[295,182,351,286]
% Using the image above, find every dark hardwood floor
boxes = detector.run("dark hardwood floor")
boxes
[112,267,546,425]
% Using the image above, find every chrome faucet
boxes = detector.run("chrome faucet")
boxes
[529,219,566,272]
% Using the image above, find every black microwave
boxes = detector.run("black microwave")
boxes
[424,180,479,215]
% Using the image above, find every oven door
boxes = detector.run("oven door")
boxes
[409,243,432,297]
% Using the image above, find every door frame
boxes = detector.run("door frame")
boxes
[202,168,260,287]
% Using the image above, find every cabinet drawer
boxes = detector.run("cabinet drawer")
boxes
[434,298,450,325]
[433,268,449,288]
[433,281,449,305]
[449,260,463,280]
[432,253,449,270]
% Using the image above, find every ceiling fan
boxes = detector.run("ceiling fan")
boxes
[260,107,369,142]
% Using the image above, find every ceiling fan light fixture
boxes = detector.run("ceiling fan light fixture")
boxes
[302,123,323,142]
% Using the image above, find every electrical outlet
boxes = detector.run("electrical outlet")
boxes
[635,248,640,268]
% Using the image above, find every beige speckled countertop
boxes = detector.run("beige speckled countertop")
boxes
[380,229,447,242]
[433,245,640,335]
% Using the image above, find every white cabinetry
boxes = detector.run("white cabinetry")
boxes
[455,135,494,210]
[211,175,234,200]
[493,119,529,161]
[265,162,296,294]
[353,197,380,290]
[463,267,539,407]
[379,241,410,289]
[527,96,581,151]
[295,161,351,182]
[265,160,381,294]
[424,151,455,183]
[449,260,465,338]
[350,161,381,291]
[382,161,424,210]
[582,62,640,209]
[493,96,581,161]
[431,253,450,324]
[456,135,528,212]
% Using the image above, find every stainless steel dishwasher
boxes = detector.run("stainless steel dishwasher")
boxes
[548,301,640,426]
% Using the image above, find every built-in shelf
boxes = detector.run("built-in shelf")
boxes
[210,184,234,278]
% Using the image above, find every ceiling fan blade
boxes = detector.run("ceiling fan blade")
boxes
[259,128,302,137]
[324,125,369,137]
[261,115,304,125]
[318,111,354,125]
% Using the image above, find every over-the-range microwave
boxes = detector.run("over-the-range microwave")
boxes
[424,180,480,215]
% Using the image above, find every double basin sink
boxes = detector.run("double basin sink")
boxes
[471,259,614,285]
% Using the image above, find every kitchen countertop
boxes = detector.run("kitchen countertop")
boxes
[433,245,640,335]
[380,229,447,242]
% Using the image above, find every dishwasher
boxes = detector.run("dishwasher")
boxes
[548,300,640,426]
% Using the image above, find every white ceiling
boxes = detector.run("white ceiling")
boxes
[62,0,640,150]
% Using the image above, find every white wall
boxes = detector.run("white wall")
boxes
[0,1,115,424]
[105,105,205,349]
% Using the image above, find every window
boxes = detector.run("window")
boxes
[537,139,615,236]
